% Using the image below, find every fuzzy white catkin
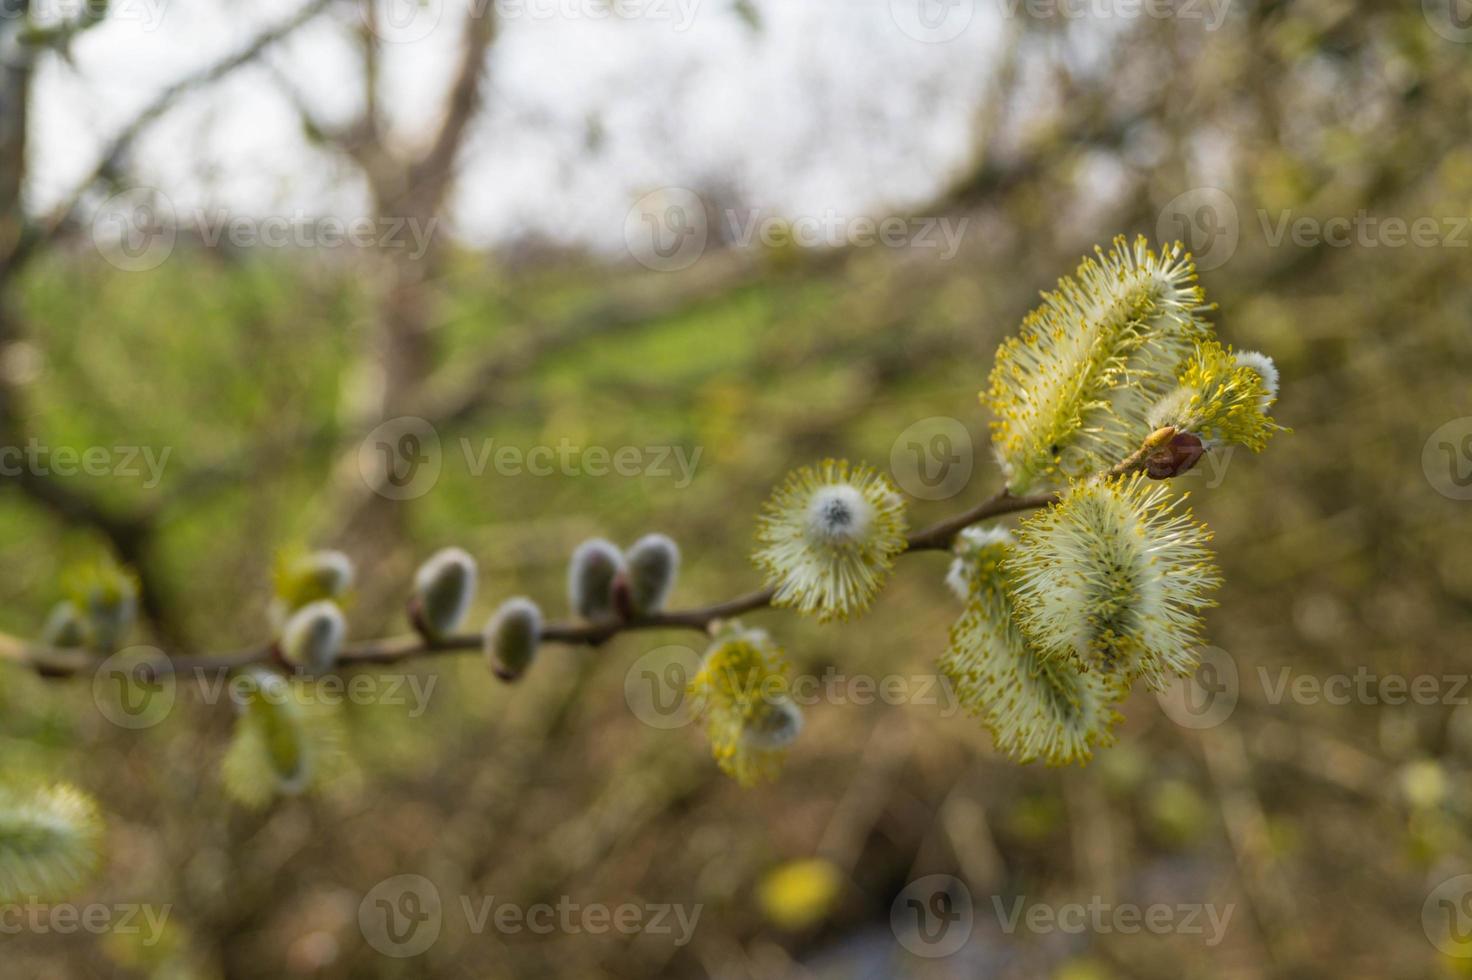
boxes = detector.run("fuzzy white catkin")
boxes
[0,782,103,904]
[940,533,1125,766]
[280,600,346,673]
[1232,349,1280,407]
[945,526,1016,602]
[568,539,625,620]
[413,547,478,637]
[484,598,543,682]
[1009,474,1220,691]
[625,533,680,614]
[753,460,909,622]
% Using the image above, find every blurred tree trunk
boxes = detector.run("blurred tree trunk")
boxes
[372,8,496,418]
[322,10,497,611]
[0,0,33,426]
[0,0,31,273]
[0,3,183,646]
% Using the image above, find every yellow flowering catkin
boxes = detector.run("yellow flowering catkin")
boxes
[1009,473,1222,692]
[222,670,344,806]
[0,782,103,903]
[1147,339,1285,451]
[986,236,1212,493]
[689,626,802,786]
[940,530,1123,765]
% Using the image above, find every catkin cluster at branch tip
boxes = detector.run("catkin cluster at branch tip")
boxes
[927,237,1278,764]
[741,238,1279,767]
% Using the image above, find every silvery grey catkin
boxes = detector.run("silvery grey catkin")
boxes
[568,538,625,621]
[412,547,478,638]
[484,598,542,682]
[280,600,346,674]
[624,533,680,615]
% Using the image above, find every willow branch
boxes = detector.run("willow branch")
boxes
[0,432,1170,680]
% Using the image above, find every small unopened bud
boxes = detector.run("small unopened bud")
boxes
[483,598,542,682]
[280,600,346,673]
[568,538,625,621]
[624,533,680,615]
[1143,425,1178,451]
[411,547,478,639]
[41,601,87,649]
[1145,431,1206,479]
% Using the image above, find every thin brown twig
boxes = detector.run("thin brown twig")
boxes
[1,0,335,281]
